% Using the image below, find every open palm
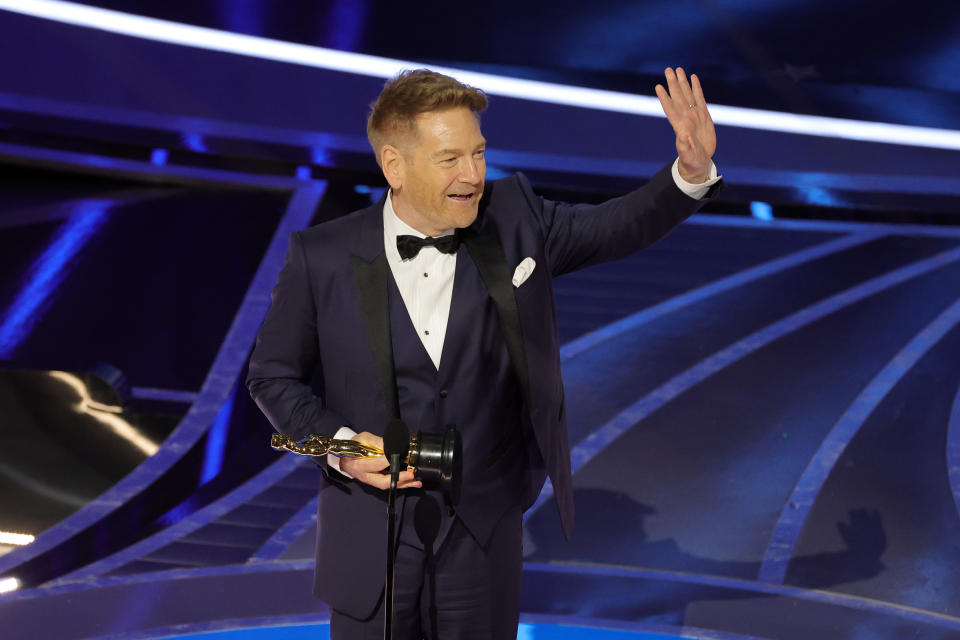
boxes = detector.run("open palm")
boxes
[655,67,717,184]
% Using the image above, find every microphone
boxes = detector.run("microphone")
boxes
[383,418,410,459]
[383,419,409,490]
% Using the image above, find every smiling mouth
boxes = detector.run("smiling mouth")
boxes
[447,193,475,202]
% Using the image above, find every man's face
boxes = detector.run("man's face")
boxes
[388,107,486,236]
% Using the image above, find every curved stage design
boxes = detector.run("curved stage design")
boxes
[3,179,960,637]
[1,5,959,638]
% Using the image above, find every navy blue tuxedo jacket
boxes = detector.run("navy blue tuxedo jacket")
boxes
[247,163,719,617]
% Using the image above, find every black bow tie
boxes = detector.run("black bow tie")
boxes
[396,233,460,260]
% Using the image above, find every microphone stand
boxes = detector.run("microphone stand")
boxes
[380,420,459,639]
[382,419,408,640]
[385,451,400,640]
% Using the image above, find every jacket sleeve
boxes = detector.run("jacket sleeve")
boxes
[517,162,721,277]
[246,231,347,444]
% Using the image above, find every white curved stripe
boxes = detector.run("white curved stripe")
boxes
[48,371,159,456]
[1,0,959,150]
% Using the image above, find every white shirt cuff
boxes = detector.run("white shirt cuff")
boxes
[671,158,721,200]
[327,425,358,478]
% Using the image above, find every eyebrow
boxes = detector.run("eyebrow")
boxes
[432,142,487,158]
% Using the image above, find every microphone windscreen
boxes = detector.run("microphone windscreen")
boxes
[383,419,409,458]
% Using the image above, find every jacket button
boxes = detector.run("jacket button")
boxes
[439,389,448,398]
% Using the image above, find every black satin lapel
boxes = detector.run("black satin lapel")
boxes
[462,226,531,406]
[351,253,400,419]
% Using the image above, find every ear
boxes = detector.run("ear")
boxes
[380,145,405,191]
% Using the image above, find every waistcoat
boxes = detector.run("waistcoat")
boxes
[387,244,527,548]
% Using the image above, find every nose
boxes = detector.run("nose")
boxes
[459,156,483,185]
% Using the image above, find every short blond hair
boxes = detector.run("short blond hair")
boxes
[366,69,488,163]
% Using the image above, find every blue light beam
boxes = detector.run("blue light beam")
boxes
[181,132,208,153]
[0,200,111,358]
[150,148,169,165]
[750,201,774,221]
[201,382,237,484]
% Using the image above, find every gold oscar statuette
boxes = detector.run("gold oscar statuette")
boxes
[270,428,461,503]
[270,433,383,459]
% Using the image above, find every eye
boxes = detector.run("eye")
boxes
[474,149,485,158]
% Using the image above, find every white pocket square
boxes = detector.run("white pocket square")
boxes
[512,257,536,288]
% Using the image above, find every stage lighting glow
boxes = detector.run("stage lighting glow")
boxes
[200,384,235,485]
[1,0,959,150]
[0,577,20,593]
[181,132,208,153]
[150,148,169,165]
[0,199,110,358]
[750,202,774,221]
[798,186,845,207]
[48,371,160,456]
[0,532,34,546]
[486,166,511,180]
[311,145,333,166]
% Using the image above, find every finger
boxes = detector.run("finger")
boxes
[357,471,390,490]
[360,470,421,491]
[690,75,709,119]
[350,456,389,474]
[664,67,682,103]
[655,83,669,106]
[655,83,676,113]
[353,432,385,449]
[691,74,707,108]
[399,470,422,488]
[358,454,388,468]
[398,476,423,489]
[675,67,697,109]
[666,68,698,121]
[655,84,679,123]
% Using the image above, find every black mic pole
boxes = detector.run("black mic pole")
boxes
[383,419,409,640]
[385,452,399,640]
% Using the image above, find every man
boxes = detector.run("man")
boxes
[247,67,720,638]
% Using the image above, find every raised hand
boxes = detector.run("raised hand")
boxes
[654,67,717,184]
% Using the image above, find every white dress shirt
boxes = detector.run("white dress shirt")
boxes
[328,160,720,474]
[382,193,458,370]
